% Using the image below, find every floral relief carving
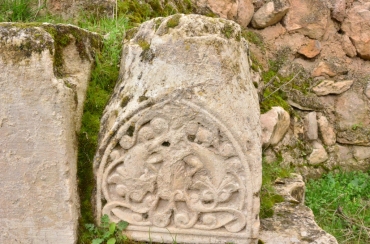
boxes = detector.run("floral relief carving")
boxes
[98,99,250,234]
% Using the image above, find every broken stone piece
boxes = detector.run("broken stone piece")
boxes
[259,173,338,244]
[260,106,290,147]
[94,15,261,244]
[298,39,321,58]
[308,141,328,165]
[311,61,337,77]
[251,0,290,29]
[313,79,354,96]
[317,115,336,146]
[304,112,318,140]
[0,23,100,243]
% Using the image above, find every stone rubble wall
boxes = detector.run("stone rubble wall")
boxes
[0,23,101,243]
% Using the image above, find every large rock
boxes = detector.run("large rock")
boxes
[0,23,100,243]
[251,0,290,29]
[195,0,254,27]
[282,0,330,39]
[335,90,370,146]
[94,15,261,244]
[342,2,370,60]
[260,106,290,147]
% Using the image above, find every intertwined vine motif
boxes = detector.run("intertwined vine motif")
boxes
[97,99,252,233]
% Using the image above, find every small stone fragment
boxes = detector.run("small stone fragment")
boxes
[298,39,321,58]
[313,80,354,96]
[342,35,357,58]
[304,112,318,140]
[251,0,290,29]
[311,61,337,77]
[308,141,328,165]
[260,106,291,147]
[317,115,336,146]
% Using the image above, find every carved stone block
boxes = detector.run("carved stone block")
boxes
[0,23,100,243]
[94,14,261,243]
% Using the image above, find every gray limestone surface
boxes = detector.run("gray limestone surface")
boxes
[0,23,100,244]
[94,14,261,244]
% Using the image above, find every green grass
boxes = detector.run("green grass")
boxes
[306,171,370,243]
[260,158,293,218]
[0,0,38,22]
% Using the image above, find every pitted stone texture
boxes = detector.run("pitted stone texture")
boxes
[95,15,261,244]
[260,106,290,147]
[259,174,338,244]
[195,0,254,27]
[251,0,289,29]
[0,23,100,244]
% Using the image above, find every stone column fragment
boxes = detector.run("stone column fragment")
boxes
[0,23,100,243]
[94,14,261,244]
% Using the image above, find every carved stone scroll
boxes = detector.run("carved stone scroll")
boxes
[95,14,261,243]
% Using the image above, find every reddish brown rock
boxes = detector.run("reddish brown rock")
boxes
[298,39,321,58]
[342,2,370,60]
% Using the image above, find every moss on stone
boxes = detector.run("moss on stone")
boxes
[0,23,102,78]
[166,14,182,28]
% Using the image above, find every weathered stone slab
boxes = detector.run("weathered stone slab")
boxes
[94,14,261,244]
[0,23,100,243]
[313,79,353,96]
[259,174,338,244]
